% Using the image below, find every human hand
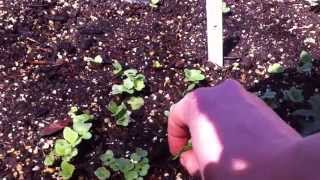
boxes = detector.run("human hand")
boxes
[168,79,302,180]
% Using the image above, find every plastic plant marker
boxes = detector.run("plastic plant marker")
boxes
[207,0,223,66]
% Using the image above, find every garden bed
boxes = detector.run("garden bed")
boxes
[0,0,320,179]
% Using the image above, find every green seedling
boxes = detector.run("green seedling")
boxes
[44,107,94,179]
[172,140,192,160]
[297,50,313,75]
[60,161,75,180]
[259,88,279,109]
[223,2,231,14]
[94,167,111,180]
[95,148,150,180]
[293,95,320,120]
[127,97,144,110]
[112,60,123,75]
[150,0,160,7]
[84,55,103,64]
[164,110,170,117]
[112,69,146,95]
[292,95,320,135]
[283,87,304,103]
[107,101,131,126]
[267,63,284,74]
[184,69,205,92]
[152,60,163,69]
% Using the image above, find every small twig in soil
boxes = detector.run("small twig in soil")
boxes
[25,37,41,44]
[223,56,240,60]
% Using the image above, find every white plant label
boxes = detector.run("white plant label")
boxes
[206,0,223,66]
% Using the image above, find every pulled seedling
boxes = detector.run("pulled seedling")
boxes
[297,50,313,76]
[184,69,205,92]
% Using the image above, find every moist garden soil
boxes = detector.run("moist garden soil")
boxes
[0,0,320,179]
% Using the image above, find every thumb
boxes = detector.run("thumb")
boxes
[180,150,200,176]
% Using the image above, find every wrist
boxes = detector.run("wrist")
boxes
[266,135,320,180]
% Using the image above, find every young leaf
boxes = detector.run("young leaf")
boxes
[123,78,135,90]
[135,148,148,158]
[62,148,78,162]
[300,50,313,64]
[124,170,139,180]
[72,114,94,124]
[54,139,72,157]
[283,87,304,103]
[186,83,196,92]
[93,55,103,64]
[81,132,92,140]
[63,127,79,145]
[44,152,56,166]
[73,122,92,136]
[111,84,124,95]
[115,158,134,173]
[222,2,231,14]
[116,115,130,126]
[267,63,284,74]
[123,69,138,78]
[152,60,162,69]
[134,162,150,176]
[107,101,119,114]
[95,167,111,180]
[150,0,160,7]
[107,102,131,127]
[134,75,145,91]
[172,140,192,160]
[184,69,205,82]
[100,150,115,164]
[59,161,75,180]
[112,60,123,75]
[127,97,144,110]
[260,89,277,99]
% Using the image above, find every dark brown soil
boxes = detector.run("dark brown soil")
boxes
[0,0,319,179]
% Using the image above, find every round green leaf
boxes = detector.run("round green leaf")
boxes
[44,152,55,166]
[94,167,111,180]
[72,114,94,124]
[73,122,92,136]
[135,148,148,158]
[184,69,205,82]
[62,148,78,162]
[54,139,72,157]
[112,84,124,95]
[100,150,115,165]
[123,78,134,89]
[267,63,284,74]
[116,158,134,173]
[63,127,79,145]
[124,170,138,180]
[127,97,144,110]
[59,161,75,180]
[123,69,138,77]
